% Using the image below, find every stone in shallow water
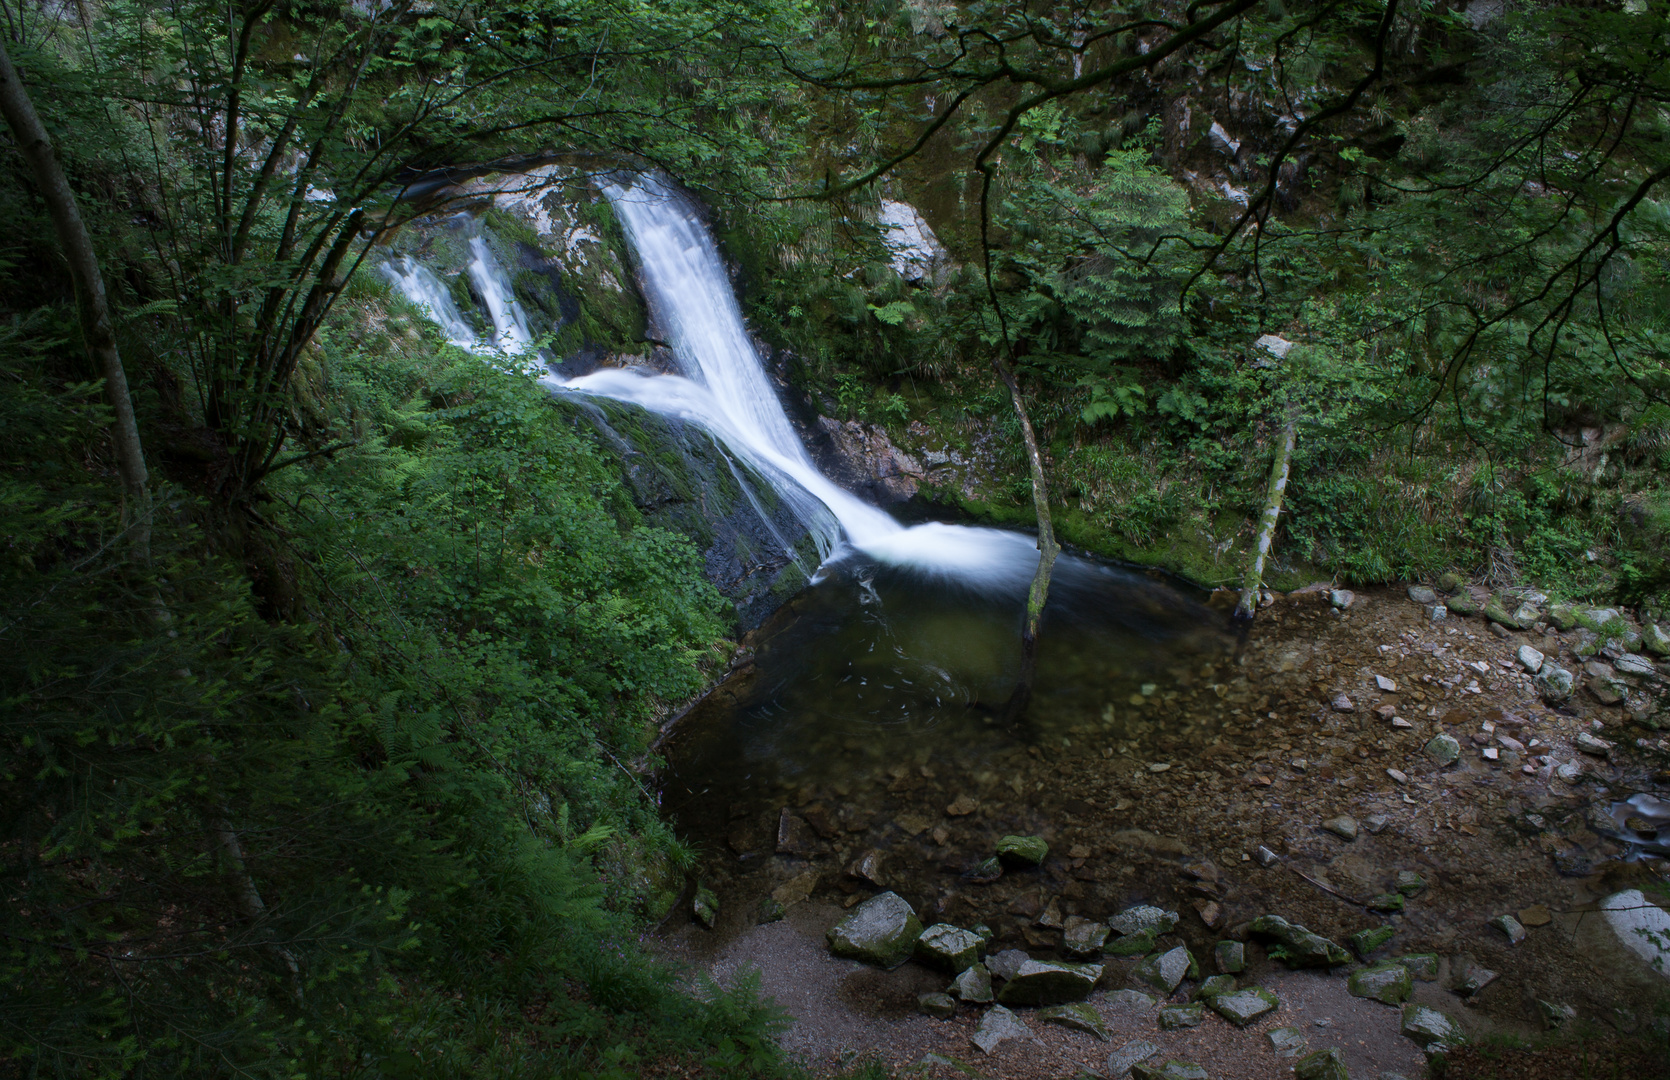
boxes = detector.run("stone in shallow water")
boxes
[1105,1039,1160,1077]
[1294,1047,1350,1080]
[996,958,1103,1006]
[1400,1003,1464,1049]
[950,962,993,1003]
[846,849,886,888]
[996,834,1048,865]
[1209,986,1280,1027]
[1350,924,1396,959]
[972,1004,1038,1054]
[915,923,984,972]
[1214,940,1246,973]
[825,891,923,969]
[1108,904,1179,936]
[1132,945,1190,994]
[964,856,1003,883]
[1322,816,1358,841]
[1132,1062,1208,1080]
[1348,961,1414,1004]
[1267,1026,1308,1059]
[1249,914,1351,967]
[918,991,956,1019]
[1063,916,1110,958]
[1158,1004,1203,1030]
[1039,1002,1111,1040]
[986,948,1029,982]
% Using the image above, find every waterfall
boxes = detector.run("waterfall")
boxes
[385,173,1045,591]
[380,216,532,354]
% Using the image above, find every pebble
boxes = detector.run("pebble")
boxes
[1490,914,1527,944]
[1386,768,1409,784]
[1375,674,1398,692]
[1321,816,1358,841]
[1517,644,1545,673]
[946,794,979,816]
[1482,747,1499,761]
[1331,694,1355,712]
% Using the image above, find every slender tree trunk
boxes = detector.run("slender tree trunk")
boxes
[994,354,1059,723]
[0,39,151,561]
[1235,414,1297,622]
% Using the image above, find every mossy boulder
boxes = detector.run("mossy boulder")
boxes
[1248,915,1351,967]
[1209,986,1280,1027]
[996,834,1049,865]
[1348,961,1414,1004]
[915,923,983,972]
[1350,925,1396,958]
[826,891,923,969]
[1293,1048,1350,1080]
[995,958,1103,1006]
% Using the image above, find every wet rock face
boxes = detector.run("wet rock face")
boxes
[826,891,923,969]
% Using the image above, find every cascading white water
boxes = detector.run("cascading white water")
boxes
[385,173,1047,591]
[380,216,532,354]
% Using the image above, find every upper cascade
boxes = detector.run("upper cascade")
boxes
[384,171,1055,592]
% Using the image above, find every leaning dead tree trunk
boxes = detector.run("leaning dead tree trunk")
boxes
[994,353,1060,723]
[1235,413,1297,622]
[0,39,151,561]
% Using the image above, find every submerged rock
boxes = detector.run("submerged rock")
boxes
[1348,961,1414,1004]
[997,958,1103,1005]
[1209,986,1280,1027]
[1248,914,1351,967]
[826,891,923,969]
[915,923,984,972]
[950,962,994,1003]
[972,1004,1038,1054]
[1039,1002,1111,1040]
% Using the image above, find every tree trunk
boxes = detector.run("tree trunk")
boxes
[0,39,151,561]
[993,353,1059,723]
[1235,415,1297,622]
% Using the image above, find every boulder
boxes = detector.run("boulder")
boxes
[1039,1002,1111,1040]
[1131,1062,1208,1080]
[915,923,984,972]
[1400,1003,1464,1050]
[1447,591,1480,616]
[1589,675,1626,706]
[918,991,956,1019]
[1192,974,1236,1001]
[1617,653,1657,676]
[1408,585,1438,605]
[1329,589,1356,609]
[986,948,1029,981]
[1267,1026,1308,1059]
[1106,1039,1160,1077]
[1517,645,1545,673]
[1513,602,1541,627]
[1483,598,1521,629]
[1158,1004,1204,1030]
[972,1004,1039,1054]
[1108,904,1179,936]
[1248,914,1351,967]
[996,958,1103,1006]
[1131,945,1190,994]
[1425,733,1461,765]
[1214,940,1246,973]
[1534,664,1575,703]
[996,834,1048,865]
[1348,961,1414,1004]
[1104,927,1158,957]
[1350,925,1396,959]
[1322,816,1358,841]
[1106,988,1158,1010]
[1209,986,1280,1027]
[1644,622,1670,657]
[950,962,994,1003]
[1547,603,1578,630]
[1294,1048,1350,1080]
[1600,889,1670,979]
[1063,916,1110,959]
[693,886,719,929]
[1575,731,1613,757]
[1398,953,1440,980]
[826,891,923,969]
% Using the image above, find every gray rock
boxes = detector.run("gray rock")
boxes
[1589,675,1626,705]
[1451,958,1497,996]
[972,1003,1039,1054]
[1322,815,1358,841]
[1644,623,1670,657]
[1106,1039,1160,1077]
[1535,664,1575,702]
[1425,733,1461,765]
[1193,974,1236,1001]
[915,923,984,972]
[1400,1003,1464,1049]
[1209,986,1280,1026]
[693,886,719,929]
[1513,602,1542,627]
[1364,813,1390,834]
[1104,927,1158,958]
[1106,988,1159,1010]
[1490,914,1527,945]
[1038,1002,1111,1041]
[826,891,924,969]
[1214,940,1246,973]
[1398,953,1440,980]
[1347,961,1414,1004]
[1158,1004,1204,1030]
[1615,652,1655,675]
[987,948,1029,981]
[996,958,1103,1005]
[1426,604,1448,621]
[1248,914,1352,967]
[1063,916,1110,959]
[918,991,956,1019]
[1537,999,1577,1028]
[1108,904,1179,936]
[1254,845,1280,867]
[846,849,886,889]
[1484,598,1522,629]
[1332,693,1355,712]
[1267,1026,1308,1059]
[1395,870,1426,896]
[996,834,1048,865]
[950,962,994,1003]
[1555,760,1584,784]
[1329,589,1356,610]
[1294,1047,1350,1080]
[1131,945,1190,994]
[1517,644,1545,673]
[1547,603,1578,630]
[1575,731,1613,757]
[1131,1063,1208,1080]
[1408,585,1438,605]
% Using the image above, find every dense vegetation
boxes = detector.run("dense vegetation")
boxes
[1,0,1667,1076]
